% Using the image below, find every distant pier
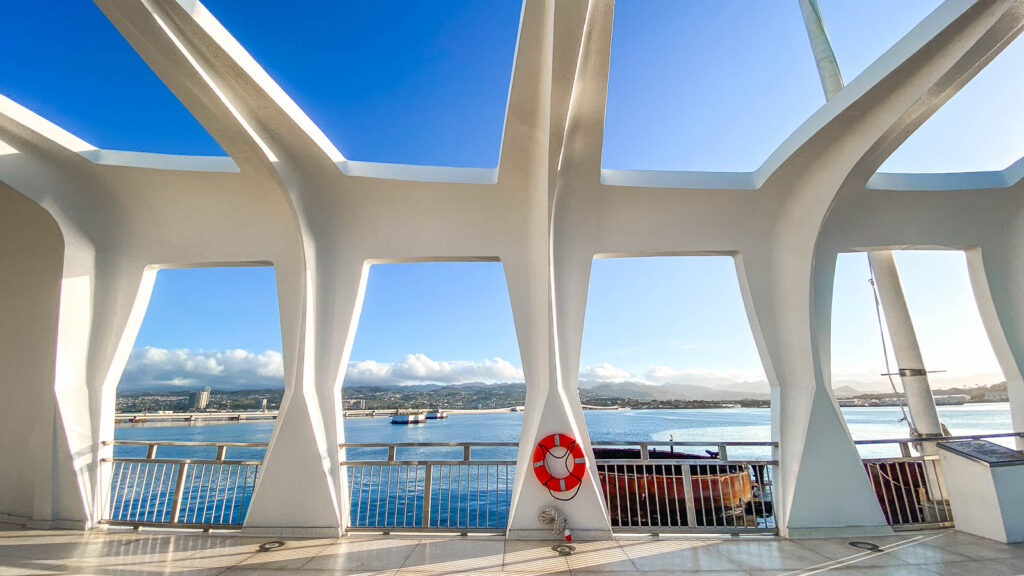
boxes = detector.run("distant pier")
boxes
[116,405,620,425]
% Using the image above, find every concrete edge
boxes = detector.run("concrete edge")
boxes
[785,525,895,539]
[507,528,613,541]
[241,526,343,538]
[0,512,88,531]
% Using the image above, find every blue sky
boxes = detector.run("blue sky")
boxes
[2,1,1017,392]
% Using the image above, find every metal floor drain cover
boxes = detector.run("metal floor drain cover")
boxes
[848,541,881,552]
[552,544,576,556]
[258,540,286,552]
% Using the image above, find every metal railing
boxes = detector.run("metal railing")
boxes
[592,441,778,534]
[855,432,1024,531]
[340,442,517,533]
[101,440,266,529]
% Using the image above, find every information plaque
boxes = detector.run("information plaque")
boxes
[937,439,1024,467]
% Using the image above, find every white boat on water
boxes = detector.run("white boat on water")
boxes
[391,413,426,425]
[426,410,448,419]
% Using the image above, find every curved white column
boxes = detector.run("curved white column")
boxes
[0,186,73,527]
[966,242,1024,450]
[2,0,1023,540]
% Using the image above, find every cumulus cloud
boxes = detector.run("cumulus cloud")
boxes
[344,353,523,386]
[120,347,284,392]
[575,362,769,392]
[579,362,635,382]
[120,347,777,393]
[644,365,767,387]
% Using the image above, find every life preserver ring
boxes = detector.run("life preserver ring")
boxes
[532,433,587,492]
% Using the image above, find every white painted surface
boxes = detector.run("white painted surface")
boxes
[939,447,1024,543]
[867,251,944,440]
[0,0,1022,539]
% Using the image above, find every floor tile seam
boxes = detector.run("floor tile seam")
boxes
[0,556,74,574]
[395,538,443,572]
[796,545,914,568]
[571,540,640,572]
[698,545,750,571]
[941,548,1024,561]
[618,541,749,569]
[184,545,264,565]
[926,556,1011,564]
[777,533,955,576]
[500,551,571,573]
[299,536,421,569]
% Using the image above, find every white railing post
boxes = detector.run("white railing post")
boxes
[170,463,188,524]
[680,464,698,528]
[422,465,433,528]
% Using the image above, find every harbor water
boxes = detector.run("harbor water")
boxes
[113,403,1016,460]
[110,404,1014,528]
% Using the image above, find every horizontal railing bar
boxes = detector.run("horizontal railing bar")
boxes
[104,440,269,448]
[592,440,778,447]
[102,520,242,530]
[102,458,263,465]
[596,459,777,466]
[340,442,518,448]
[892,522,955,531]
[615,527,779,535]
[345,527,507,534]
[861,456,939,464]
[854,432,1024,445]
[342,460,517,466]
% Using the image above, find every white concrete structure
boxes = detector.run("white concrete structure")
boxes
[800,0,946,445]
[1,0,1023,539]
[938,442,1024,543]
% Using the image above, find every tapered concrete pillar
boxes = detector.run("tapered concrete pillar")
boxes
[800,0,943,441]
[0,187,72,527]
[739,248,890,538]
[506,0,615,539]
[243,243,370,536]
[966,245,1024,450]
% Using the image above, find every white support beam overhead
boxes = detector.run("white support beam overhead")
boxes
[0,0,1022,537]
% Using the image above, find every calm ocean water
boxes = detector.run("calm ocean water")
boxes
[108,404,1015,527]
[114,403,1016,460]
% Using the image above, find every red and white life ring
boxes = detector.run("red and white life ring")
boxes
[532,433,587,492]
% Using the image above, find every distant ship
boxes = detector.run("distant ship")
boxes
[425,410,448,419]
[391,413,426,425]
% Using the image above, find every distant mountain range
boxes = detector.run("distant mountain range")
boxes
[341,379,771,401]
[576,380,770,401]
[124,374,1004,402]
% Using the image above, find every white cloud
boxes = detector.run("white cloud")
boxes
[345,353,523,386]
[120,347,284,391]
[579,362,635,382]
[125,348,988,396]
[643,365,767,386]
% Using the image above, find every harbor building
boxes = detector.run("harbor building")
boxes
[187,386,211,411]
[2,0,1024,574]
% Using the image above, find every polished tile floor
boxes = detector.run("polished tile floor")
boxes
[1,523,1022,575]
